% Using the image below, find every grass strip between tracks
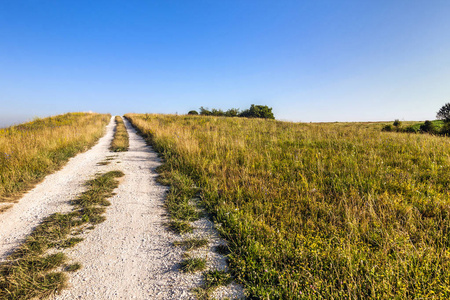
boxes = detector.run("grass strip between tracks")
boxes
[0,170,124,300]
[110,116,129,152]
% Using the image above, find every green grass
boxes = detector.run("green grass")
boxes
[65,263,82,272]
[126,113,450,299]
[214,244,230,256]
[203,269,232,288]
[110,116,129,152]
[173,238,209,250]
[193,270,233,299]
[167,220,194,234]
[0,170,124,299]
[180,257,207,273]
[0,112,110,202]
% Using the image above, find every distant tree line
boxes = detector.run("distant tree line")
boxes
[382,103,450,135]
[188,104,275,119]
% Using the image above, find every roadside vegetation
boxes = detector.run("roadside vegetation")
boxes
[0,113,110,202]
[0,170,124,299]
[126,113,450,299]
[110,116,129,152]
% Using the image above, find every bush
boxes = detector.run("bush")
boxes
[420,120,436,134]
[404,126,419,133]
[225,108,240,117]
[382,125,393,132]
[393,119,401,127]
[239,104,275,119]
[193,105,275,119]
[188,110,198,115]
[440,122,450,135]
[199,107,211,116]
[211,109,225,116]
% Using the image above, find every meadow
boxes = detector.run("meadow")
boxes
[126,113,450,299]
[0,113,110,202]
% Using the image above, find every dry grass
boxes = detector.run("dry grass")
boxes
[127,113,450,299]
[0,112,110,202]
[110,116,129,152]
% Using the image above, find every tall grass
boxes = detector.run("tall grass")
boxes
[126,113,450,299]
[0,113,110,201]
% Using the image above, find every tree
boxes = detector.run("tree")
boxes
[199,107,212,116]
[239,104,275,119]
[188,110,198,115]
[436,103,450,122]
[225,108,240,117]
[211,108,225,116]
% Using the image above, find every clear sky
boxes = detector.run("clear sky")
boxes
[1,1,450,126]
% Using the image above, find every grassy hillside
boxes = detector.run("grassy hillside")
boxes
[126,113,450,299]
[0,113,110,201]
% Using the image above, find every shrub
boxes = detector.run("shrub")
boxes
[382,124,393,132]
[420,120,436,133]
[211,109,225,116]
[440,122,450,135]
[393,119,401,127]
[239,104,275,119]
[225,108,240,117]
[194,105,275,119]
[199,107,212,116]
[188,110,198,115]
[404,126,419,133]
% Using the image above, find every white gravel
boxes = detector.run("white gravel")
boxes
[0,116,245,299]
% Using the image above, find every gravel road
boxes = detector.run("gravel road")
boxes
[54,118,204,299]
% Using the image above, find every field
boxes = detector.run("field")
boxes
[0,113,110,202]
[126,113,450,299]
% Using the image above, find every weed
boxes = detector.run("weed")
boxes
[167,220,194,234]
[214,244,230,256]
[192,287,209,300]
[180,257,207,273]
[203,269,232,288]
[52,237,84,249]
[65,263,82,272]
[173,238,208,250]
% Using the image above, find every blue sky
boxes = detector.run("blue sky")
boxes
[1,1,450,126]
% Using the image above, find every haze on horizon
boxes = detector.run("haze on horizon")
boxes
[1,1,449,127]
